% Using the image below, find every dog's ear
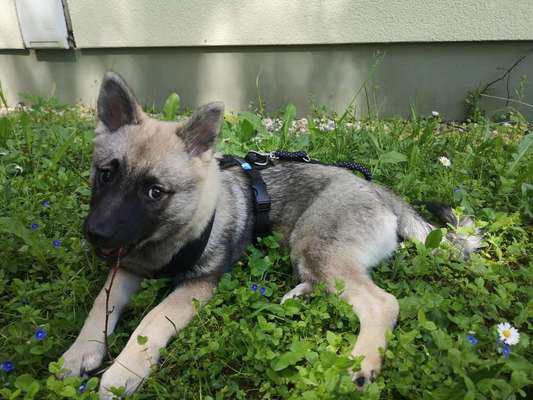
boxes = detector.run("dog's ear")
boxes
[97,72,141,132]
[179,102,224,156]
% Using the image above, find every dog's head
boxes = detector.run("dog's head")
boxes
[84,72,224,261]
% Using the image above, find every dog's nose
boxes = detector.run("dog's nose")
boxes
[85,224,114,246]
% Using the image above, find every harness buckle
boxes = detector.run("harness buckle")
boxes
[246,151,271,167]
[253,186,271,212]
[255,199,271,212]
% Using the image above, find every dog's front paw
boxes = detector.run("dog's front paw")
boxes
[61,340,106,377]
[98,354,151,399]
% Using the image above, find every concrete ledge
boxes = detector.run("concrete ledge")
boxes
[0,42,531,120]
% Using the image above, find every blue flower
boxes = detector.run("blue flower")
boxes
[1,361,14,373]
[260,287,266,296]
[30,223,40,230]
[251,283,258,292]
[34,327,47,341]
[78,383,87,393]
[467,335,477,346]
[52,239,61,248]
[502,343,511,358]
[41,200,50,208]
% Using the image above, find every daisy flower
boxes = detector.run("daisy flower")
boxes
[497,322,520,345]
[438,156,451,167]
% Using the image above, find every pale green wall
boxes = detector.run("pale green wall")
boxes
[68,0,533,47]
[1,1,531,120]
[1,43,531,120]
[1,1,532,50]
[68,0,533,48]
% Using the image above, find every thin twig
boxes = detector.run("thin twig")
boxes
[103,248,123,361]
[480,55,529,99]
[165,315,179,336]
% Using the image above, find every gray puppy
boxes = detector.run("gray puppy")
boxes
[60,72,480,399]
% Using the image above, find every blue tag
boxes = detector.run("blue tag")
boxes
[241,162,252,170]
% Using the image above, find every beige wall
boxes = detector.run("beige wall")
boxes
[0,0,24,49]
[1,1,532,50]
[1,43,531,120]
[66,0,533,48]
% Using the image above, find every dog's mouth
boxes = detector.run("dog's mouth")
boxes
[94,246,131,262]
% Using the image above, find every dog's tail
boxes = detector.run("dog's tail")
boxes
[393,197,482,257]
[418,201,482,257]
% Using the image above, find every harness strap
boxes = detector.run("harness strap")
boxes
[218,155,272,237]
[155,211,216,278]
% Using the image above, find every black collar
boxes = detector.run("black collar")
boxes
[155,211,216,279]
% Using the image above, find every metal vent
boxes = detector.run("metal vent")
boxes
[15,0,72,49]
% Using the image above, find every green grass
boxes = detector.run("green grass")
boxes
[0,97,532,399]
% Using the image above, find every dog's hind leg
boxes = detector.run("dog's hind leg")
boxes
[327,264,399,387]
[291,239,399,387]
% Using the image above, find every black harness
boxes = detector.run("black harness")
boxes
[157,151,371,278]
[155,212,216,278]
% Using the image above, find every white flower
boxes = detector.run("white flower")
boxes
[438,156,451,167]
[289,118,308,135]
[497,322,520,346]
[262,118,274,132]
[432,111,440,117]
[14,165,23,173]
[318,118,335,132]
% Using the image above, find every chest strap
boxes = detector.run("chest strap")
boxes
[155,211,216,278]
[218,155,272,237]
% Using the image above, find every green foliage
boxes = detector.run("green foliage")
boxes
[162,93,180,121]
[465,87,485,123]
[424,228,444,250]
[0,81,8,108]
[0,99,531,399]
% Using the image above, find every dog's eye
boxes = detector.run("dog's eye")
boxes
[147,186,164,201]
[99,169,114,184]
